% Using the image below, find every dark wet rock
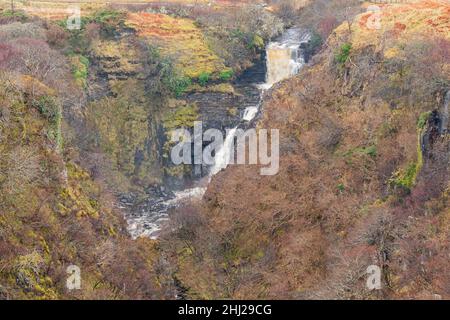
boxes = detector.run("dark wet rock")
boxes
[421,111,443,158]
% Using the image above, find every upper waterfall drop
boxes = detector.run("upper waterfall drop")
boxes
[265,28,311,88]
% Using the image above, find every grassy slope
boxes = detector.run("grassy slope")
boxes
[125,12,227,78]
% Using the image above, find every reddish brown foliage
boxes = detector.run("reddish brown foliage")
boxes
[318,15,338,38]
[45,23,68,47]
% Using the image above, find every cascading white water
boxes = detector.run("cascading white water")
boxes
[126,28,311,239]
[126,186,208,239]
[210,28,311,176]
[243,106,259,122]
[265,28,311,88]
[210,127,238,176]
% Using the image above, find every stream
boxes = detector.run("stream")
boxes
[122,28,311,239]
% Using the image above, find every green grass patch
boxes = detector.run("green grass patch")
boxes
[71,55,89,88]
[1,9,28,21]
[168,76,192,98]
[337,183,345,193]
[417,111,431,129]
[198,72,210,87]
[163,104,199,130]
[219,69,234,82]
[343,145,377,158]
[146,45,192,97]
[390,162,419,191]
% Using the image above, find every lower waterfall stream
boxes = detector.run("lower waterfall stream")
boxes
[123,28,311,239]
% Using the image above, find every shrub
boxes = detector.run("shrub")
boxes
[91,9,125,37]
[374,36,449,108]
[309,32,323,52]
[335,43,352,65]
[301,31,323,62]
[276,2,300,23]
[6,38,67,90]
[1,146,40,195]
[198,72,210,86]
[0,22,46,41]
[144,44,191,97]
[32,96,59,121]
[92,9,123,24]
[169,76,192,97]
[417,111,431,130]
[45,23,68,48]
[71,55,89,88]
[249,34,265,50]
[219,69,234,82]
[85,22,101,41]
[318,15,339,39]
[32,96,63,150]
[0,43,15,68]
[160,61,191,97]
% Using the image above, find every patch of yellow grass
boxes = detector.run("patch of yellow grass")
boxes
[91,38,141,76]
[186,83,235,94]
[125,12,226,78]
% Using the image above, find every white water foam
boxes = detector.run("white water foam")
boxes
[243,106,259,122]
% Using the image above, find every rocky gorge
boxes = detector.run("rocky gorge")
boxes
[122,27,313,239]
[0,0,449,301]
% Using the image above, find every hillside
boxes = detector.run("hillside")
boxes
[0,69,163,300]
[0,0,448,301]
[0,1,283,299]
[164,0,450,299]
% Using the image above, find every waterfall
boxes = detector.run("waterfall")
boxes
[265,28,311,87]
[441,90,450,135]
[126,186,208,240]
[209,28,311,176]
[210,127,238,176]
[125,28,311,239]
[243,106,259,122]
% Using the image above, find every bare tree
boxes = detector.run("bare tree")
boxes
[1,146,40,195]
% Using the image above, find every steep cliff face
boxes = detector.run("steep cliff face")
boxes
[165,1,450,299]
